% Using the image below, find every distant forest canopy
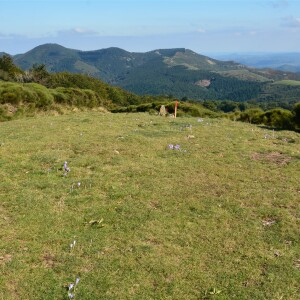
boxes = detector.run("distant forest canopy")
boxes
[0,52,300,131]
[1,43,300,110]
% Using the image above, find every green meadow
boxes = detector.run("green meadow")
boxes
[0,112,299,299]
[274,80,300,86]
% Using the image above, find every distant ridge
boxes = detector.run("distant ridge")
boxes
[212,52,300,73]
[8,43,300,101]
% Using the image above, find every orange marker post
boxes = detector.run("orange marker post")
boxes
[174,100,178,118]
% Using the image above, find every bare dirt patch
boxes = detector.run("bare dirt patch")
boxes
[0,254,13,265]
[194,79,211,87]
[42,253,56,268]
[250,152,292,166]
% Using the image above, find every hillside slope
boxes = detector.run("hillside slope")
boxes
[0,113,299,299]
[12,44,300,102]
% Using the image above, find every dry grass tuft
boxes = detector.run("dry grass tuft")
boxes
[0,254,13,265]
[250,151,292,165]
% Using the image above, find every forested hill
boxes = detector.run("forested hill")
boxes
[12,44,246,82]
[4,43,300,103]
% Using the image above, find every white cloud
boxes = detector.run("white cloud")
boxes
[73,28,96,34]
[57,28,98,37]
[282,16,300,27]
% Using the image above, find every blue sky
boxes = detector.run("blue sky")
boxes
[1,0,300,54]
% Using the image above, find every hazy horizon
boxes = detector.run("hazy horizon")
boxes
[1,0,300,55]
[2,42,300,57]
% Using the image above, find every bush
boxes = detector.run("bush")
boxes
[25,83,54,108]
[136,103,153,112]
[111,101,220,118]
[50,87,103,107]
[238,108,264,124]
[1,91,19,105]
[262,108,294,129]
[166,102,219,117]
[0,82,54,108]
[0,105,12,121]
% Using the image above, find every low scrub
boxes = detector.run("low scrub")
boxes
[235,104,300,131]
[50,87,106,108]
[261,108,294,130]
[0,82,53,108]
[0,81,109,120]
[112,101,220,118]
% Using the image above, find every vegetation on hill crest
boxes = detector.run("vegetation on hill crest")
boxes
[0,52,300,131]
[7,43,300,104]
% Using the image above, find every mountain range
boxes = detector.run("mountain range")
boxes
[210,52,300,73]
[3,43,300,103]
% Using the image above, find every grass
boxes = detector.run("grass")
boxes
[273,80,300,86]
[0,112,299,299]
[216,70,270,82]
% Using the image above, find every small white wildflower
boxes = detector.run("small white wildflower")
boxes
[63,161,70,172]
[68,292,75,299]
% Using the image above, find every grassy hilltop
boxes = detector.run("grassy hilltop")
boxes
[0,112,299,299]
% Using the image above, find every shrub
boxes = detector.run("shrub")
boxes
[0,105,12,121]
[0,82,54,108]
[1,91,19,105]
[50,87,103,108]
[261,108,294,130]
[136,103,153,112]
[238,108,264,124]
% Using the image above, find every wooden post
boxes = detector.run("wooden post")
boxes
[174,100,178,118]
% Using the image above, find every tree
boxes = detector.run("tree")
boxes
[217,100,238,113]
[181,96,188,102]
[29,64,50,85]
[0,54,23,80]
[0,54,15,73]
